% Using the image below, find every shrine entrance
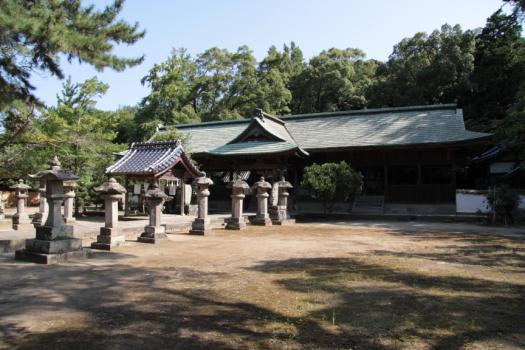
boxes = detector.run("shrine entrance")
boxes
[361,166,385,195]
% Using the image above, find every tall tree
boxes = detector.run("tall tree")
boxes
[465,10,525,132]
[41,77,124,212]
[255,43,305,115]
[291,48,378,113]
[367,24,476,108]
[138,48,200,130]
[137,44,305,140]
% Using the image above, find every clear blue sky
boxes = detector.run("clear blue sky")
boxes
[31,0,506,111]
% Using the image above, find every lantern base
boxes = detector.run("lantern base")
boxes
[15,248,88,264]
[224,217,246,230]
[271,218,295,225]
[12,214,32,230]
[189,218,212,235]
[15,237,85,264]
[36,224,74,240]
[270,207,293,225]
[91,228,126,250]
[250,215,272,226]
[138,225,167,244]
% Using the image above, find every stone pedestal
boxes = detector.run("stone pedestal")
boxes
[32,180,48,227]
[225,176,249,230]
[91,179,127,250]
[16,157,83,264]
[138,183,169,244]
[63,182,76,223]
[189,175,214,235]
[10,179,32,230]
[270,177,294,225]
[250,177,272,226]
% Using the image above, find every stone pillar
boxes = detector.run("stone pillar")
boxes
[189,174,214,235]
[16,156,83,264]
[91,178,127,250]
[138,183,169,244]
[63,182,76,223]
[32,180,48,227]
[179,180,185,216]
[270,177,294,225]
[250,177,272,226]
[225,176,249,230]
[10,179,32,230]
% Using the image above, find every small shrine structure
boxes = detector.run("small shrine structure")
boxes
[105,140,204,215]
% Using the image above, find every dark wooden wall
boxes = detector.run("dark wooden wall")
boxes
[194,143,488,204]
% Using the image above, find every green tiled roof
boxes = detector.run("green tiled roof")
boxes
[162,104,491,154]
[207,141,298,156]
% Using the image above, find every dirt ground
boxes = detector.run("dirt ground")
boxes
[1,221,525,350]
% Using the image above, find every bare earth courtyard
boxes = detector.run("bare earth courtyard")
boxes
[1,221,525,350]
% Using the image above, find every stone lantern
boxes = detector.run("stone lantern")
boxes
[250,176,272,226]
[32,179,48,227]
[16,156,82,264]
[10,179,32,230]
[91,178,127,250]
[189,174,214,235]
[225,175,249,230]
[270,177,294,225]
[63,181,77,223]
[138,182,169,243]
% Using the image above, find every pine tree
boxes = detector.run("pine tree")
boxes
[0,0,145,108]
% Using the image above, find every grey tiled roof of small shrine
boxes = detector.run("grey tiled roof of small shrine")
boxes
[106,141,186,175]
[162,104,491,154]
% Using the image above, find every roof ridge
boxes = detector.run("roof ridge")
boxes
[171,103,458,129]
[132,140,182,149]
[279,103,458,120]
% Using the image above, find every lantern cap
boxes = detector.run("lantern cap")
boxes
[94,177,127,195]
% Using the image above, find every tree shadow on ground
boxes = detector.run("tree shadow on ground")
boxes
[249,256,525,350]
[0,261,374,350]
[374,229,525,268]
[2,226,525,350]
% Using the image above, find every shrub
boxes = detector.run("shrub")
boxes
[301,161,362,213]
[487,184,521,225]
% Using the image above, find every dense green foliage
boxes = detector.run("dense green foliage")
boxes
[301,162,363,213]
[367,24,476,108]
[466,10,525,132]
[487,184,522,224]
[0,77,126,211]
